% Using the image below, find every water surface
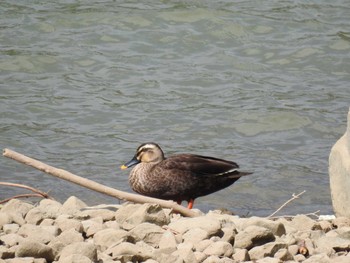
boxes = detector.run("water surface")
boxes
[1,0,349,216]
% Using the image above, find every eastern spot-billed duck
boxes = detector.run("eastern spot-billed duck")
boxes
[121,142,252,209]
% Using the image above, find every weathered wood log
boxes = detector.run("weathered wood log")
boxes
[3,148,198,217]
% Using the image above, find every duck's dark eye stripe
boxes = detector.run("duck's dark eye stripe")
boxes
[137,146,153,156]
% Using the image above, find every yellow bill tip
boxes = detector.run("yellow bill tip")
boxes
[120,165,128,170]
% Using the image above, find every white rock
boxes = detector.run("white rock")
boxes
[329,108,350,218]
[129,222,165,247]
[59,196,87,215]
[234,226,275,249]
[182,227,209,244]
[93,228,131,251]
[168,216,222,236]
[59,242,97,262]
[203,241,233,257]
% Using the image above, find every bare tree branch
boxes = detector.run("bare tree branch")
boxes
[3,148,198,217]
[267,190,306,218]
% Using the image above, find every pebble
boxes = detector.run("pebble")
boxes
[0,197,349,262]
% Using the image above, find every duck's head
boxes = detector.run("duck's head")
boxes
[121,142,165,169]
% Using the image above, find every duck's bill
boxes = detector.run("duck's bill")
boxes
[120,157,140,170]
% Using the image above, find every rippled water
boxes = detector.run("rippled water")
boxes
[1,0,349,216]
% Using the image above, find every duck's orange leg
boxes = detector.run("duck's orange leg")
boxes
[187,199,195,209]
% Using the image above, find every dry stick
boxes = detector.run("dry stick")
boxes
[0,182,52,199]
[3,148,198,217]
[267,190,306,218]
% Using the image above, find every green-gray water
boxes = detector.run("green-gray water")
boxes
[1,1,349,216]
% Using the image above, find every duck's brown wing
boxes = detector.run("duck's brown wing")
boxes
[153,154,250,200]
[161,154,240,177]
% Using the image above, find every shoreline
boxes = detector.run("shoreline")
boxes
[0,197,349,263]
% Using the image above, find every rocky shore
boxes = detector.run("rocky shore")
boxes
[0,197,349,263]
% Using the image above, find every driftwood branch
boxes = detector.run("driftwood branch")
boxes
[3,148,198,217]
[267,190,306,218]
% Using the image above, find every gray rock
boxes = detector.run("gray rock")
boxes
[220,226,236,244]
[81,217,105,237]
[59,196,87,215]
[332,217,350,228]
[242,217,286,236]
[103,220,120,230]
[290,215,317,232]
[274,248,293,261]
[15,241,55,262]
[182,227,209,244]
[318,220,333,233]
[303,253,330,263]
[232,248,250,261]
[329,108,350,218]
[331,255,350,263]
[40,218,55,226]
[203,241,233,257]
[4,258,46,263]
[76,208,115,221]
[25,199,62,225]
[194,239,213,252]
[0,213,12,229]
[50,228,84,246]
[337,226,350,239]
[202,255,235,263]
[58,254,92,263]
[248,242,287,260]
[158,230,178,253]
[0,199,34,226]
[168,216,222,236]
[2,223,19,234]
[24,208,44,225]
[0,245,15,259]
[316,235,350,253]
[38,199,63,218]
[0,233,24,247]
[304,238,315,255]
[255,257,281,263]
[194,251,207,262]
[143,259,160,263]
[288,244,299,255]
[107,242,154,262]
[130,203,169,226]
[55,215,83,232]
[50,240,65,261]
[294,254,306,262]
[59,241,97,262]
[114,203,142,223]
[172,242,197,263]
[129,222,165,247]
[93,228,132,251]
[234,226,275,250]
[18,224,59,244]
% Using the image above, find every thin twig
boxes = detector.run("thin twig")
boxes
[2,148,198,217]
[267,190,306,218]
[0,182,52,199]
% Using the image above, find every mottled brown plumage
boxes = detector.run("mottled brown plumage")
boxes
[121,142,252,209]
